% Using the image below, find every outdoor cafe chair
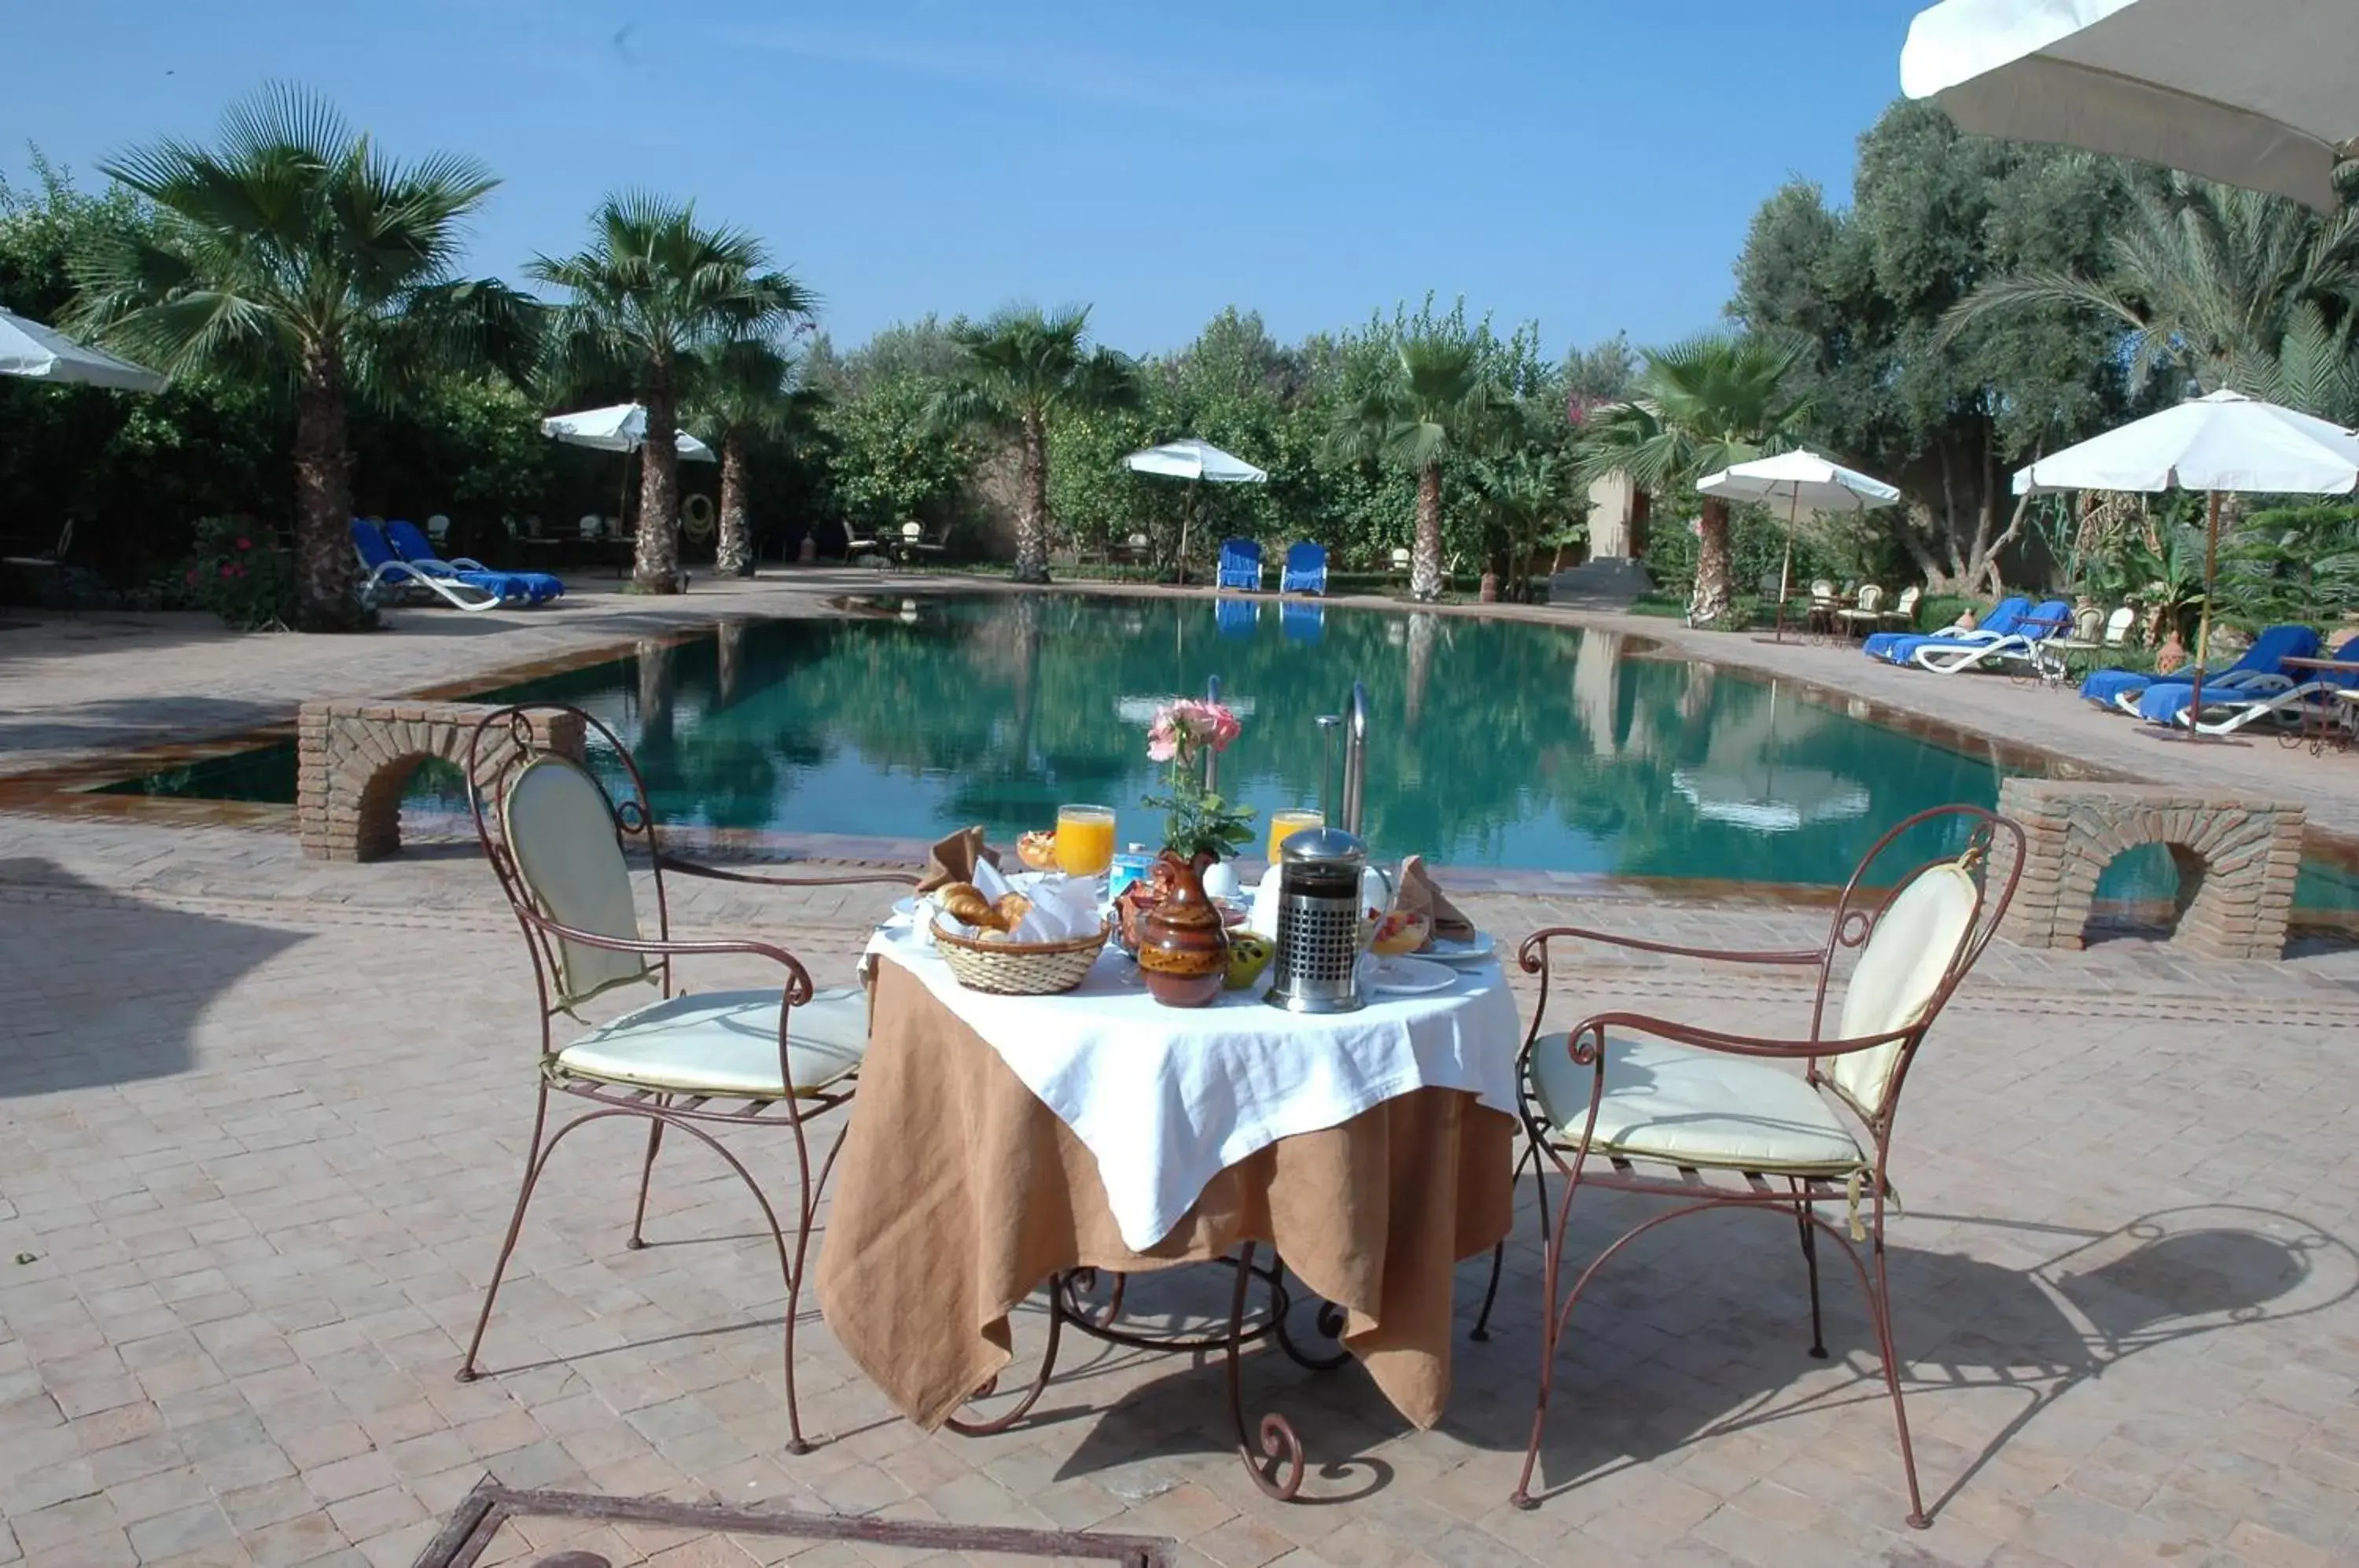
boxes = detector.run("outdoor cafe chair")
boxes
[1882,584,1923,629]
[1476,804,2022,1526]
[458,703,919,1452]
[1834,583,1886,638]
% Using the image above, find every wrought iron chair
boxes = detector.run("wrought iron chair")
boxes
[1834,582,1886,639]
[1482,805,2022,1526]
[458,704,918,1452]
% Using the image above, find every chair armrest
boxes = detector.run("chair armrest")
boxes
[1519,925,1823,970]
[516,907,817,1000]
[657,853,920,889]
[447,554,488,571]
[1547,1008,1914,1063]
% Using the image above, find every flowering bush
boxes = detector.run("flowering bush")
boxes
[182,517,297,631]
[1140,698,1256,863]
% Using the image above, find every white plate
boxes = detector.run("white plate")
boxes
[1421,932,1496,966]
[892,896,922,918]
[1366,956,1459,996]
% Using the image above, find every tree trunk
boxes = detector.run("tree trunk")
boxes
[635,369,683,593]
[1411,462,1444,601]
[716,432,754,577]
[1013,415,1051,584]
[293,350,363,631]
[1691,496,1734,626]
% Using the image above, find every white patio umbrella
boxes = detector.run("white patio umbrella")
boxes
[0,306,167,392]
[1121,439,1268,586]
[1698,449,1901,642]
[543,403,715,546]
[2015,388,2359,725]
[1901,0,2359,210]
[540,403,714,461]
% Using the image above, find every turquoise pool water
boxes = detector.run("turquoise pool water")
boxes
[106,593,2359,911]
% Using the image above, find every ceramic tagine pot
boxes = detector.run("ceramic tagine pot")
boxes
[1135,850,1230,1007]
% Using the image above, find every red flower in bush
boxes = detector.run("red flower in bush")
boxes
[184,569,198,587]
[234,537,252,550]
[219,563,236,579]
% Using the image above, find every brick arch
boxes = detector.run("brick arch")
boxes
[1994,778,2303,960]
[298,701,583,862]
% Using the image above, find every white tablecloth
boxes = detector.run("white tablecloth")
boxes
[863,923,1524,1250]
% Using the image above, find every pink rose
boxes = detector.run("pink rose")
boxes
[1146,715,1179,763]
[220,563,235,578]
[234,537,252,550]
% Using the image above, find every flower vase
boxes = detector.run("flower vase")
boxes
[1136,851,1230,1007]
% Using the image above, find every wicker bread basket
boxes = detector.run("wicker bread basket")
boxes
[929,918,1110,995]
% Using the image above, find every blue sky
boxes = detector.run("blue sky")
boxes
[6,1,1923,360]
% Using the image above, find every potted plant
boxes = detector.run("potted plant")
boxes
[1128,699,1256,1007]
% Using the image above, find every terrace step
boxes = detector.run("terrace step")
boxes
[1545,556,1655,609]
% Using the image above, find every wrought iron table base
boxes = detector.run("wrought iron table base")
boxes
[946,1242,1349,1500]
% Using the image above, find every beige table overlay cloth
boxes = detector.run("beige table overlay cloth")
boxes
[816,957,1516,1431]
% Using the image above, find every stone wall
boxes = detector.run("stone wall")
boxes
[1994,777,2303,960]
[296,700,583,862]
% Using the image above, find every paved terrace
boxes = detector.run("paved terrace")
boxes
[4,580,2359,1566]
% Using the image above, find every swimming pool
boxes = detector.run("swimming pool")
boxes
[103,593,2359,911]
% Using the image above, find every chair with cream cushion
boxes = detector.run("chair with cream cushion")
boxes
[458,703,919,1454]
[1482,805,2022,1528]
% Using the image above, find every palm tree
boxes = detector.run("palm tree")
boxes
[929,304,1139,583]
[690,338,824,577]
[1330,333,1506,601]
[1947,171,2359,405]
[72,86,539,630]
[1575,334,1810,627]
[532,195,814,593]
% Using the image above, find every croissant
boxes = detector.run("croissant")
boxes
[994,893,1033,930]
[940,883,999,929]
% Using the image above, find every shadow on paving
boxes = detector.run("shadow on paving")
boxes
[0,857,307,1094]
[1034,1200,2353,1523]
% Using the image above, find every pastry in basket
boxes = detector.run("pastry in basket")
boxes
[993,892,1033,930]
[1015,830,1059,871]
[939,882,1000,929]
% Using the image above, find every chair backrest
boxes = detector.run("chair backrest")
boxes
[1810,578,1835,601]
[426,513,451,542]
[1286,542,1326,573]
[1893,585,1921,613]
[385,520,441,564]
[2103,605,2136,644]
[580,514,603,539]
[2233,623,2324,675]
[1979,596,2032,635]
[349,519,398,569]
[469,707,670,1022]
[2070,604,2103,642]
[1392,547,1412,569]
[2023,599,2075,640]
[906,521,926,540]
[1814,805,2023,1128]
[1219,539,1259,571]
[1854,583,1885,613]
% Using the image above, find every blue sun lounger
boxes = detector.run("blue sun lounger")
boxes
[2132,630,2347,727]
[1864,596,2030,665]
[351,521,535,612]
[385,519,565,603]
[1280,542,1328,596]
[1216,539,1264,591]
[2081,624,2320,712]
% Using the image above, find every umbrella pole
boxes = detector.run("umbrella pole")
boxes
[1774,491,1798,642]
[2189,488,2220,735]
[1176,484,1195,587]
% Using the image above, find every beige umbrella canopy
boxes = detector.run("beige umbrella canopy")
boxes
[1902,0,2359,209]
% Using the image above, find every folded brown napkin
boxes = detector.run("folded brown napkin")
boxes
[1397,855,1475,945]
[916,826,1002,893]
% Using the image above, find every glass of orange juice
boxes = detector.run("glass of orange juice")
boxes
[1266,808,1323,866]
[1054,804,1117,878]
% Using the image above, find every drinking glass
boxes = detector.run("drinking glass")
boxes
[1266,808,1323,866]
[1054,804,1117,877]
